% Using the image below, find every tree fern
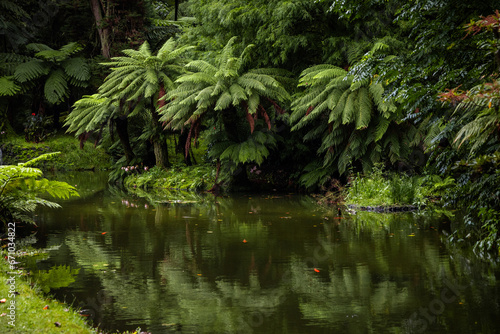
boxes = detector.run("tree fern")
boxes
[44,69,69,104]
[159,37,291,173]
[14,59,50,83]
[291,61,411,185]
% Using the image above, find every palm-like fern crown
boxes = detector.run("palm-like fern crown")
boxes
[64,94,117,137]
[159,36,291,129]
[290,41,409,177]
[10,42,90,104]
[99,38,193,102]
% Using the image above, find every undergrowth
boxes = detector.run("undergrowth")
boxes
[345,165,427,208]
[1,134,112,171]
[124,163,216,192]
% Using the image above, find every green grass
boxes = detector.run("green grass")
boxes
[0,253,94,333]
[0,252,142,334]
[1,134,112,171]
[345,167,426,208]
[124,163,216,192]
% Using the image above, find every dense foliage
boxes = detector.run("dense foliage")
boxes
[0,0,499,252]
[0,153,79,226]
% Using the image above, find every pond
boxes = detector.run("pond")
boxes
[29,172,500,333]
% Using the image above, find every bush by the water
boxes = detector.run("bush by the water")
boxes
[345,166,426,209]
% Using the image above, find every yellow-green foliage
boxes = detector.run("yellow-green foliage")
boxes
[0,152,79,225]
[124,164,216,192]
[345,166,426,207]
[1,135,112,170]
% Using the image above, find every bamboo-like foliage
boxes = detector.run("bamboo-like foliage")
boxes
[290,59,409,186]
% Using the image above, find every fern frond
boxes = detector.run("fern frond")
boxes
[355,87,372,129]
[14,59,50,82]
[62,57,90,82]
[0,76,21,96]
[44,69,69,104]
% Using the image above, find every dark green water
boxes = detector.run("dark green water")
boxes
[31,172,500,333]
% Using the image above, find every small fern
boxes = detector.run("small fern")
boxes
[0,153,79,226]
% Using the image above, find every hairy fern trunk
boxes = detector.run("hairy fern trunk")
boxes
[151,107,169,168]
[115,116,134,163]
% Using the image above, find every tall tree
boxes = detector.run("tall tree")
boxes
[159,37,290,186]
[89,0,111,58]
[96,38,193,167]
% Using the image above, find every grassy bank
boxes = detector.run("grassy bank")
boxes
[0,251,144,334]
[0,134,112,171]
[0,252,95,334]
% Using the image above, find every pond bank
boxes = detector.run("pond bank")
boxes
[0,254,144,333]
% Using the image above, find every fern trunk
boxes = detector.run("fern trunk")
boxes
[115,116,134,163]
[153,140,169,168]
[151,107,170,168]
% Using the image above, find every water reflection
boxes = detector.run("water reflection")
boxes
[32,172,500,333]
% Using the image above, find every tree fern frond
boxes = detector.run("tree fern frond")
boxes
[0,76,21,96]
[59,42,83,56]
[62,57,90,82]
[26,43,53,53]
[342,90,358,124]
[14,59,49,82]
[214,91,233,111]
[44,69,68,104]
[355,87,372,129]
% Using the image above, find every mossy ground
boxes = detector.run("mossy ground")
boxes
[0,134,112,171]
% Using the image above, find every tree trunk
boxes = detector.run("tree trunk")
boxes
[89,0,111,58]
[153,139,169,168]
[174,0,179,21]
[115,116,135,163]
[150,105,170,168]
